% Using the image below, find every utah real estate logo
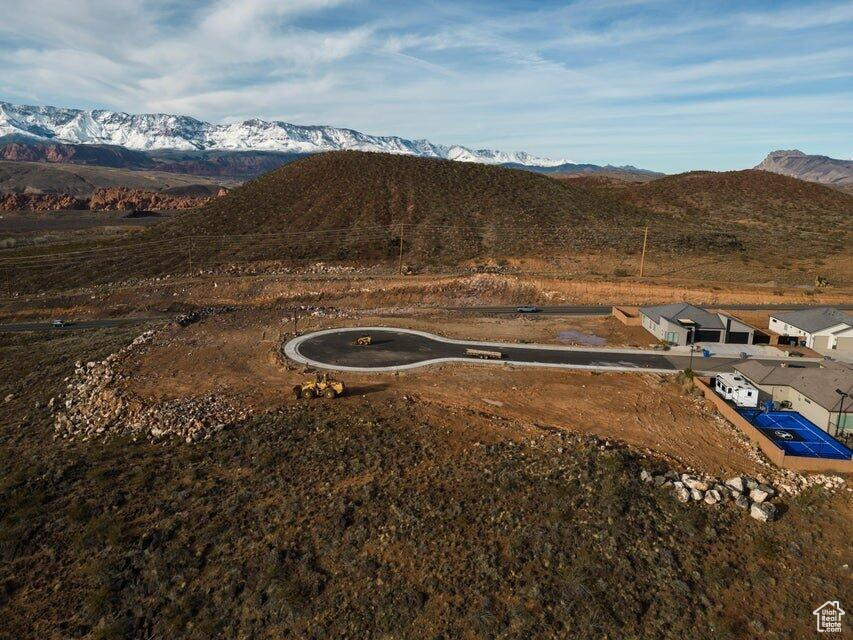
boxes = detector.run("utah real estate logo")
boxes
[813,601,845,633]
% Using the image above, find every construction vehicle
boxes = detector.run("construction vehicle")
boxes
[815,275,829,288]
[465,347,504,360]
[355,335,372,346]
[292,372,345,399]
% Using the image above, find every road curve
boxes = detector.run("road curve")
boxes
[285,327,820,375]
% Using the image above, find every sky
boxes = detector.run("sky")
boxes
[0,0,851,172]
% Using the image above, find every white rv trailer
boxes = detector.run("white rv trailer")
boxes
[714,372,759,408]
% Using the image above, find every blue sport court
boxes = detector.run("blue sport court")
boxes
[738,409,852,460]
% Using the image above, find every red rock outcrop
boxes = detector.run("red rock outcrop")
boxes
[0,193,87,211]
[87,187,213,211]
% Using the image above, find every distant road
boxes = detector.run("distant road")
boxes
[0,316,169,333]
[446,303,853,316]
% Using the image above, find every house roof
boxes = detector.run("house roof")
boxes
[639,302,725,329]
[733,361,853,412]
[771,307,852,333]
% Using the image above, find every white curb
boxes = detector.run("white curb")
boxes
[283,326,732,375]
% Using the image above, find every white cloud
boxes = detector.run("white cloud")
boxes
[0,0,851,171]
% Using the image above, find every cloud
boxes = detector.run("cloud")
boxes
[0,0,851,171]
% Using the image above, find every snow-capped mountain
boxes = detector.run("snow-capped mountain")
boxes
[0,101,568,167]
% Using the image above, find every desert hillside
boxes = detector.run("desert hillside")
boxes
[3,152,851,293]
[165,150,650,263]
[573,169,851,245]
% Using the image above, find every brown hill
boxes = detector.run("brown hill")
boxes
[166,150,652,264]
[575,169,852,234]
[3,153,849,292]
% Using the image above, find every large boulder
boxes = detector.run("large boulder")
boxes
[750,502,777,522]
[704,489,722,505]
[684,478,710,492]
[725,476,745,493]
[750,486,774,503]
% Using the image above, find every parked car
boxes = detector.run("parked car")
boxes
[516,306,541,313]
[51,319,67,327]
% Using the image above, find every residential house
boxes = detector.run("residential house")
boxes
[768,307,853,351]
[733,360,853,434]
[638,302,756,346]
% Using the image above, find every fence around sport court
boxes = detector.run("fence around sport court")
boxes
[695,377,853,474]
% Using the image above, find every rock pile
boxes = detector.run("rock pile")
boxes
[641,469,780,522]
[52,330,249,444]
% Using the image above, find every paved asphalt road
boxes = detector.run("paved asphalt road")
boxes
[292,328,822,374]
[0,317,169,333]
[446,304,853,316]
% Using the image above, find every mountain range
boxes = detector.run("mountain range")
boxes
[0,101,662,179]
[0,101,559,166]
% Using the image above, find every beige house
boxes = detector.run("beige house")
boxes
[768,307,853,351]
[733,361,853,435]
[639,302,756,346]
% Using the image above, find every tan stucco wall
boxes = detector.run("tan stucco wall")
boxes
[752,383,837,431]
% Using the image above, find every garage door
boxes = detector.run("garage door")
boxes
[835,336,853,352]
[812,336,831,351]
[695,329,722,342]
[726,331,750,344]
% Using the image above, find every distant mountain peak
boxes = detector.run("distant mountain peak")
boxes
[0,100,571,168]
[765,149,807,157]
[756,149,852,193]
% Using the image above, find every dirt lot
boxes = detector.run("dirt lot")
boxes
[125,308,765,477]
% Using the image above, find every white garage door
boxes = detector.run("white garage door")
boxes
[812,335,831,351]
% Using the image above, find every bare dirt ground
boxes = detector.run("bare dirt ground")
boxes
[347,312,655,347]
[125,308,765,477]
[2,269,851,323]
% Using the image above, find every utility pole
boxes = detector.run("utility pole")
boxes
[835,389,849,437]
[398,222,405,275]
[188,241,193,274]
[639,226,649,277]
